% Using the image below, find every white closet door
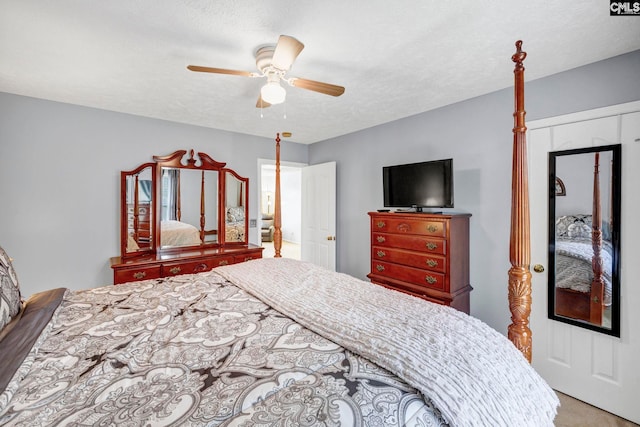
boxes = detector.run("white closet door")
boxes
[528,103,640,423]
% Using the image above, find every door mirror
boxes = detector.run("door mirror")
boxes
[548,144,621,336]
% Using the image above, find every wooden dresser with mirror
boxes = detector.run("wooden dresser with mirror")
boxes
[110,149,263,285]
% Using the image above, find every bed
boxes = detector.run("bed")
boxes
[1,41,559,426]
[1,255,557,426]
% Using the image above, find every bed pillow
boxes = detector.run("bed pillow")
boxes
[0,245,22,332]
[226,206,245,223]
[555,214,592,239]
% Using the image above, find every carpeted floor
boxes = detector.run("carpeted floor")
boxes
[260,240,301,259]
[554,391,638,426]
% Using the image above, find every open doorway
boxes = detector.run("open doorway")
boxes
[259,161,302,259]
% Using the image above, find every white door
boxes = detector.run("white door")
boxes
[528,102,640,423]
[301,162,336,270]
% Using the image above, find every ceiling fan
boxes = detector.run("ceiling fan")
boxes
[187,35,345,108]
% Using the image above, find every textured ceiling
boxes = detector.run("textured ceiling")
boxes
[1,1,639,144]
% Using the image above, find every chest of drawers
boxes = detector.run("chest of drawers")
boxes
[367,212,472,313]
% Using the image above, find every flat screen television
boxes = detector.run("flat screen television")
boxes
[383,158,453,210]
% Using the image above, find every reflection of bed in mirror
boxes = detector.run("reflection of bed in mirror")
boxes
[553,152,612,326]
[225,206,245,242]
[554,214,611,325]
[160,220,201,246]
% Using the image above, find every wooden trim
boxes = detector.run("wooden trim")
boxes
[508,40,533,362]
[273,133,283,257]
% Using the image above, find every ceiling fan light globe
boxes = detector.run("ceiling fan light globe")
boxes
[261,82,286,105]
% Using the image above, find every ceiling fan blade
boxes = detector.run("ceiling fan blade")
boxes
[187,65,256,77]
[289,78,345,97]
[256,95,271,108]
[271,35,304,71]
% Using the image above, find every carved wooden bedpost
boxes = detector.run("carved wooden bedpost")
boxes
[508,40,533,362]
[590,152,604,324]
[273,133,283,257]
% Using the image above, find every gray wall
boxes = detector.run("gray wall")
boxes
[0,94,308,295]
[1,49,638,335]
[309,49,640,333]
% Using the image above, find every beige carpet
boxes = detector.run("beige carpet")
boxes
[554,391,638,426]
[260,241,301,259]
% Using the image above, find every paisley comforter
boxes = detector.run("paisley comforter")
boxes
[0,258,558,426]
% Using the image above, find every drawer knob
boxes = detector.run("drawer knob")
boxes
[425,275,437,284]
[218,260,229,266]
[376,236,386,243]
[427,224,439,233]
[426,242,438,250]
[169,267,182,275]
[376,250,386,258]
[244,257,253,262]
[133,271,146,280]
[376,264,385,272]
[376,221,386,228]
[426,259,438,268]
[194,263,208,272]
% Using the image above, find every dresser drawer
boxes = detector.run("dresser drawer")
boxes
[234,252,261,263]
[372,246,446,274]
[114,265,162,284]
[162,256,238,276]
[371,217,446,237]
[370,261,446,291]
[372,233,446,255]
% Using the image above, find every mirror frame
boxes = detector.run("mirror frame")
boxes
[547,144,621,337]
[120,150,251,258]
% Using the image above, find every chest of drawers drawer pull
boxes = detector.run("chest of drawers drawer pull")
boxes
[426,259,438,268]
[169,267,182,275]
[425,275,437,284]
[426,242,438,250]
[426,224,439,233]
[376,250,386,258]
[376,236,386,243]
[133,271,146,280]
[376,264,385,272]
[218,260,229,266]
[376,221,386,229]
[244,256,253,262]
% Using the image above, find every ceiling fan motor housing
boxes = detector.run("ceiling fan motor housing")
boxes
[255,46,277,74]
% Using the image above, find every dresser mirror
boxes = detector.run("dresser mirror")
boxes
[120,149,250,259]
[121,163,155,256]
[224,170,248,244]
[159,168,219,248]
[548,144,621,336]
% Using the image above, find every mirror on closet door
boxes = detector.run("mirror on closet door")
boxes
[548,144,621,336]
